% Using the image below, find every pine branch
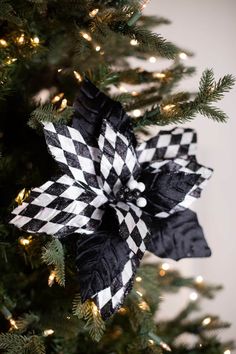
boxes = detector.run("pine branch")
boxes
[28,104,74,129]
[41,239,65,287]
[72,294,105,342]
[0,334,45,354]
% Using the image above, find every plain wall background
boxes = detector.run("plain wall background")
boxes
[140,0,236,346]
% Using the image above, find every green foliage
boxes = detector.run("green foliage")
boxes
[41,239,65,287]
[0,333,45,354]
[72,294,105,342]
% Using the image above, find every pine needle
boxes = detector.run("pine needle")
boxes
[41,239,65,287]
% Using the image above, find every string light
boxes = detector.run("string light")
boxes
[195,275,204,284]
[80,32,92,41]
[57,68,62,72]
[15,188,30,205]
[95,45,101,52]
[136,276,142,282]
[224,350,231,354]
[153,72,166,79]
[58,98,68,112]
[132,91,139,96]
[141,0,150,10]
[139,301,149,311]
[19,236,31,246]
[202,317,211,326]
[130,39,138,46]
[73,70,83,82]
[43,329,54,336]
[31,36,40,46]
[148,339,154,345]
[133,109,142,117]
[179,52,188,60]
[9,318,18,330]
[48,271,56,287]
[189,291,199,301]
[16,34,25,45]
[118,307,127,315]
[5,57,17,65]
[161,263,170,271]
[149,56,157,63]
[0,39,8,47]
[162,104,176,112]
[136,290,143,297]
[89,8,99,17]
[51,92,64,104]
[119,85,128,93]
[159,269,166,277]
[160,341,172,352]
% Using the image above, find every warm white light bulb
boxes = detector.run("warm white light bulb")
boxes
[133,109,142,117]
[189,291,199,301]
[195,275,204,284]
[179,52,188,60]
[161,263,170,271]
[202,317,211,326]
[149,56,157,63]
[130,39,138,46]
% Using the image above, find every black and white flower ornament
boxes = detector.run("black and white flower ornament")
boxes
[10,78,213,319]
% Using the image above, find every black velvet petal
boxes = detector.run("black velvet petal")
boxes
[72,78,136,147]
[75,207,130,302]
[146,209,211,261]
[141,169,200,215]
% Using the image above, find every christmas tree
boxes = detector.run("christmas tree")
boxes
[0,1,235,353]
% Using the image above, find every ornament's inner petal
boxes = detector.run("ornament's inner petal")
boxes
[146,209,211,261]
[43,122,102,194]
[98,121,140,196]
[10,174,107,238]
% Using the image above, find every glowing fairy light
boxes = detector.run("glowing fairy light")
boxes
[80,32,92,41]
[5,57,17,65]
[153,72,166,79]
[224,350,231,354]
[95,45,101,52]
[149,56,157,63]
[195,275,204,284]
[51,93,64,104]
[179,52,188,60]
[0,39,8,47]
[48,271,56,287]
[160,341,172,352]
[89,8,99,17]
[31,36,40,46]
[139,301,149,311]
[92,302,99,316]
[58,98,68,111]
[136,291,143,297]
[16,34,25,45]
[19,237,31,246]
[163,104,176,112]
[148,339,154,345]
[133,109,142,117]
[189,291,199,301]
[15,188,30,205]
[73,70,83,82]
[130,39,138,46]
[202,317,211,326]
[136,276,142,282]
[43,329,54,336]
[119,86,128,93]
[161,263,170,271]
[9,318,18,330]
[141,0,150,10]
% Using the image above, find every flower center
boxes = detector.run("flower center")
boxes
[116,180,147,208]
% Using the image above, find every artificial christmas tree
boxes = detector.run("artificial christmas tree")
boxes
[0,0,234,353]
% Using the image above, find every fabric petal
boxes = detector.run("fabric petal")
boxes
[98,121,140,196]
[89,202,149,319]
[146,209,211,261]
[72,78,136,148]
[147,157,213,217]
[136,127,197,165]
[43,122,102,194]
[10,174,107,238]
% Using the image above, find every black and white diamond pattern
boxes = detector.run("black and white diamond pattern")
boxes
[136,127,197,164]
[98,122,140,196]
[149,157,213,217]
[92,201,149,318]
[43,123,102,194]
[10,174,107,238]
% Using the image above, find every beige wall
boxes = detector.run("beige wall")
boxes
[142,0,236,345]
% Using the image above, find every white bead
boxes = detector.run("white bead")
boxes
[137,182,145,192]
[136,197,147,208]
[127,179,138,190]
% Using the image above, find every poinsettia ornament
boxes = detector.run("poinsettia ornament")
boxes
[10,78,212,319]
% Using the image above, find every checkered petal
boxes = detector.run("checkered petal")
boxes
[98,121,140,196]
[89,202,149,319]
[10,174,107,238]
[136,127,197,165]
[147,157,213,217]
[43,122,102,194]
[146,209,211,260]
